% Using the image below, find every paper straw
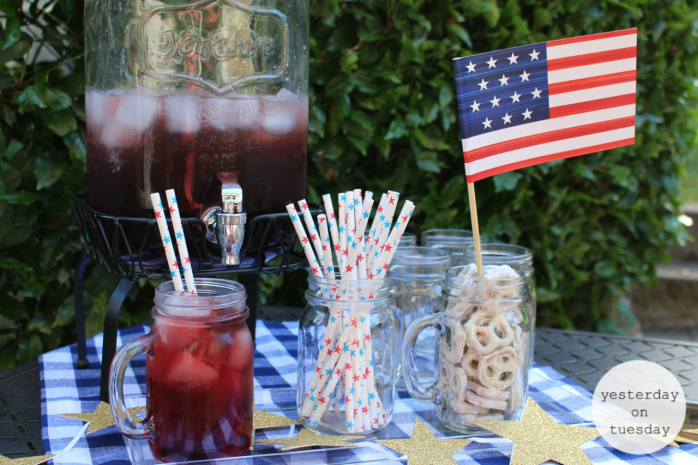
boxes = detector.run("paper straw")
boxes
[363,191,373,212]
[357,326,371,431]
[352,189,367,281]
[366,193,389,273]
[338,194,348,277]
[341,311,355,432]
[317,215,334,277]
[370,191,400,273]
[165,189,196,295]
[299,199,326,273]
[287,204,325,278]
[151,193,184,292]
[345,191,358,280]
[343,198,373,278]
[350,322,364,430]
[371,201,415,279]
[322,194,342,269]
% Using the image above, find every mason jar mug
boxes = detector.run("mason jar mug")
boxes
[297,274,398,436]
[402,265,532,433]
[110,279,253,462]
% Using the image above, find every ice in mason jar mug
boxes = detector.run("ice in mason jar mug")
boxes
[402,265,533,432]
[84,0,309,220]
[110,279,253,462]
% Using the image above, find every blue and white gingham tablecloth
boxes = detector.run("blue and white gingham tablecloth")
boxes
[40,321,698,464]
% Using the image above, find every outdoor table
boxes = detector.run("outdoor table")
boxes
[3,317,698,461]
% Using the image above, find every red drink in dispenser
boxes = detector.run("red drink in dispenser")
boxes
[110,279,253,462]
[85,89,308,219]
[84,0,309,237]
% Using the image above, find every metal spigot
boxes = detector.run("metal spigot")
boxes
[202,173,247,265]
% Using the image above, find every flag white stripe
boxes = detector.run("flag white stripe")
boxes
[465,126,635,176]
[462,104,635,153]
[549,81,636,107]
[546,34,637,60]
[548,58,636,84]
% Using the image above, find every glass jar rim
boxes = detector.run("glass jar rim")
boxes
[446,265,526,286]
[389,246,451,279]
[306,273,391,304]
[464,243,532,265]
[154,278,247,320]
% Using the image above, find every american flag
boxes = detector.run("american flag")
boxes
[453,28,637,182]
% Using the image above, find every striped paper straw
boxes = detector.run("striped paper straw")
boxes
[299,199,326,273]
[151,193,183,291]
[370,201,415,279]
[317,215,334,277]
[165,189,196,295]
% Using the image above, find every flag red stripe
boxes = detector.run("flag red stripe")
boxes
[549,94,635,119]
[547,28,637,47]
[548,70,636,95]
[463,116,635,163]
[466,138,635,182]
[547,47,636,71]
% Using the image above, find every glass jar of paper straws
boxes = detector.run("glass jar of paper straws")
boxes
[298,273,398,435]
[287,188,415,435]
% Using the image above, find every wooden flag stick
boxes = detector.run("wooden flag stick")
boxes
[467,181,484,278]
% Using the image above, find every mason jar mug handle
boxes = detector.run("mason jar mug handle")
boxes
[109,334,154,440]
[401,313,440,404]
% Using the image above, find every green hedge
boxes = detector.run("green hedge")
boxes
[0,0,695,368]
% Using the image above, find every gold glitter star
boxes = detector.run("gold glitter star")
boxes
[0,454,55,465]
[377,418,472,465]
[674,428,698,446]
[472,398,600,465]
[256,428,362,451]
[254,409,301,429]
[60,401,143,435]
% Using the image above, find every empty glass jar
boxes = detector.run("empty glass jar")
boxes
[422,229,474,266]
[297,274,398,436]
[389,247,451,384]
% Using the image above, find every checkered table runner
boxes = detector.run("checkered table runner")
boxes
[40,321,698,464]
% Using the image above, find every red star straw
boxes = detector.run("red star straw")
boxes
[150,193,184,292]
[166,189,196,294]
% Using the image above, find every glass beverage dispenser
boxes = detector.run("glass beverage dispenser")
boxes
[84,0,308,263]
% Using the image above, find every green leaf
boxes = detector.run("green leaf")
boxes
[0,192,41,205]
[446,24,472,48]
[53,296,76,328]
[64,131,86,164]
[0,32,30,62]
[0,0,20,16]
[19,86,72,111]
[385,119,408,140]
[594,261,617,278]
[493,172,522,193]
[0,295,27,321]
[40,109,77,137]
[3,17,21,50]
[35,152,70,190]
[5,139,22,160]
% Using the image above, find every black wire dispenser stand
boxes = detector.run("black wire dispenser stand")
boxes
[70,196,317,402]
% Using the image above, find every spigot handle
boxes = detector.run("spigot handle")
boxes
[217,172,243,213]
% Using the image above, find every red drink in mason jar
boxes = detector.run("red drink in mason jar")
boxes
[110,279,253,462]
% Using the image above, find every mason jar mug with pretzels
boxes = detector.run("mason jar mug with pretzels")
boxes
[401,264,533,432]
